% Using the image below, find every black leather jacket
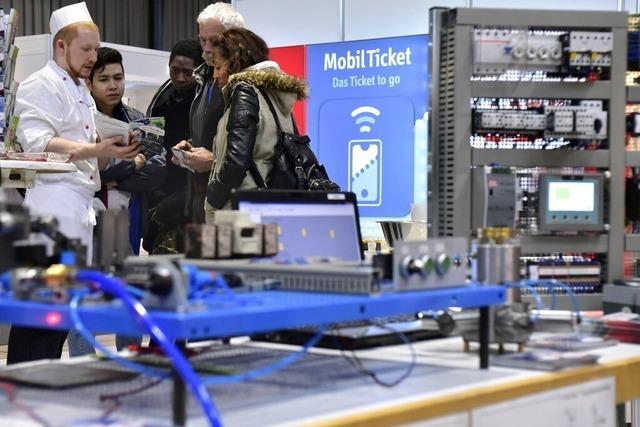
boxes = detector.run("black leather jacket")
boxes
[186,63,225,223]
[206,83,259,209]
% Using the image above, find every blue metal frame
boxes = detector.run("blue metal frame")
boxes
[0,285,504,340]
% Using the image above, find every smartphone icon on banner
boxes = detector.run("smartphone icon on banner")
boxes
[348,139,382,206]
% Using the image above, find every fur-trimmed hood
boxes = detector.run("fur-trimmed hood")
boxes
[223,60,307,116]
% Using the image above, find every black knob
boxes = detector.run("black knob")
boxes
[406,259,423,275]
[149,267,173,296]
[593,118,603,134]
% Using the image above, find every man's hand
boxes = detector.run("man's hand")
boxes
[45,136,139,161]
[134,153,146,171]
[96,135,140,160]
[171,140,191,166]
[184,147,213,173]
[173,140,192,152]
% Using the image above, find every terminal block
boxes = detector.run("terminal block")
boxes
[561,31,613,74]
[473,28,612,79]
[544,103,607,140]
[473,100,607,143]
[473,30,562,75]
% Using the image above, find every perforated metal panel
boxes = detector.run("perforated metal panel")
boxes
[436,25,457,237]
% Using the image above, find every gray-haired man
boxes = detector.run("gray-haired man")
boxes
[169,3,245,227]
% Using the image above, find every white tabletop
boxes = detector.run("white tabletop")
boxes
[0,336,638,426]
[0,159,77,173]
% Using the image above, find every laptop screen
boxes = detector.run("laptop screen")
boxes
[231,191,364,261]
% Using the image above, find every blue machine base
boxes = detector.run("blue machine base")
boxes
[0,285,504,340]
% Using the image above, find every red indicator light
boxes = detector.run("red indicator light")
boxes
[45,312,62,326]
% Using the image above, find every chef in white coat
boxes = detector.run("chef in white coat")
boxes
[15,1,139,261]
[7,2,139,364]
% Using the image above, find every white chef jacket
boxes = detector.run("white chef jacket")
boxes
[14,60,101,260]
[15,60,100,193]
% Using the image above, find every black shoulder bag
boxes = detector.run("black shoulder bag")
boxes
[248,88,339,192]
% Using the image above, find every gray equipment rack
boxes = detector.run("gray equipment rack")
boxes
[429,8,629,309]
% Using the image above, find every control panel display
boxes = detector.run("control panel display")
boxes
[538,174,604,231]
[548,181,595,212]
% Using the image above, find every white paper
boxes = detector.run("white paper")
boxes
[94,113,129,145]
[171,147,195,173]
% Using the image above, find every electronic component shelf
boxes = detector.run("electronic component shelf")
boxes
[429,7,627,285]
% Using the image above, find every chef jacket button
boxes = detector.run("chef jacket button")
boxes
[85,125,89,129]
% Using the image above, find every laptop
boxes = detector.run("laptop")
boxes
[231,190,364,261]
[232,190,444,349]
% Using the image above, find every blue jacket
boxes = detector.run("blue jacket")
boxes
[97,102,167,254]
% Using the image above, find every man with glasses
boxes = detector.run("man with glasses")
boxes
[170,4,245,230]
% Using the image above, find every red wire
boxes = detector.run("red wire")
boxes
[0,381,51,426]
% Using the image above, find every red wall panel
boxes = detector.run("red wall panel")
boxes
[269,45,307,134]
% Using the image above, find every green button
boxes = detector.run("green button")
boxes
[421,256,434,275]
[436,254,451,276]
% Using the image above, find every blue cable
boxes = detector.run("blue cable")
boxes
[500,281,543,322]
[183,264,234,300]
[521,279,582,323]
[1,272,10,293]
[122,285,146,299]
[76,270,222,427]
[69,293,170,379]
[200,325,327,386]
[521,279,581,311]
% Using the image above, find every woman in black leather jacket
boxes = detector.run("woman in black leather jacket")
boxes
[204,28,307,221]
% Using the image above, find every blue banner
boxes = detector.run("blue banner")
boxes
[307,34,429,219]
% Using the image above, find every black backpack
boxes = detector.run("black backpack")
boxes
[249,88,340,192]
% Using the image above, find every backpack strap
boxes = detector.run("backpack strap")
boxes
[248,161,267,189]
[250,88,304,189]
[245,87,277,189]
[259,87,299,135]
[246,88,276,189]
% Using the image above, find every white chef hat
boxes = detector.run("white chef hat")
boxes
[49,2,93,37]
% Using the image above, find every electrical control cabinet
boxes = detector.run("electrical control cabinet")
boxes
[430,7,627,302]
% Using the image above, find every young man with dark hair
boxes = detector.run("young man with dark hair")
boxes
[88,47,166,252]
[145,39,203,253]
[67,46,166,356]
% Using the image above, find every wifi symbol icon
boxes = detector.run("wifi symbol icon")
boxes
[351,106,381,133]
